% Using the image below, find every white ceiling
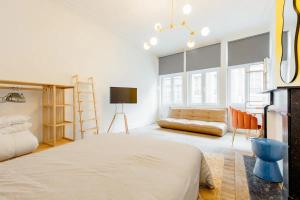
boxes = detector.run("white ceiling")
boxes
[60,0,275,57]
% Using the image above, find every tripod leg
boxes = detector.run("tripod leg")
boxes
[124,114,129,134]
[107,114,117,133]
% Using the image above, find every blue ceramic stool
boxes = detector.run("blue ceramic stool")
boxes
[251,138,284,182]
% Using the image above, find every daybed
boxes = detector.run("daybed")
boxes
[158,108,227,136]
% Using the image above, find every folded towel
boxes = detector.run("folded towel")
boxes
[0,122,32,135]
[0,115,31,128]
[0,131,38,161]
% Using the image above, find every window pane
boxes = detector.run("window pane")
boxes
[205,71,218,104]
[173,76,183,104]
[161,77,172,105]
[191,73,202,104]
[248,64,267,107]
[230,68,245,104]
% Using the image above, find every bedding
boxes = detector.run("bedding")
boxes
[0,131,38,161]
[0,115,31,128]
[0,122,32,135]
[0,134,15,161]
[0,134,213,200]
[13,131,38,157]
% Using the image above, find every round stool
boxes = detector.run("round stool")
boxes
[251,138,285,182]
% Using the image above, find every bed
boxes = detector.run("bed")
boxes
[0,134,214,200]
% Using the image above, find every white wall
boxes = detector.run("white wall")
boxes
[0,0,158,140]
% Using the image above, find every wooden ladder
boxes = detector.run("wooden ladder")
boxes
[72,75,99,138]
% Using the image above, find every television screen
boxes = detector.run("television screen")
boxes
[110,87,137,104]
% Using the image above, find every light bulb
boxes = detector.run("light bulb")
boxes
[150,37,158,46]
[143,42,151,50]
[187,40,195,48]
[201,27,210,36]
[182,4,192,15]
[154,23,162,32]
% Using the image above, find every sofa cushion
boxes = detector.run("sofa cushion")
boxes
[158,118,227,137]
[169,108,227,123]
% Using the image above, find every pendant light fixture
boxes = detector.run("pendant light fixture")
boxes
[143,0,210,50]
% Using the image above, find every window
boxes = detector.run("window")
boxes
[247,64,267,108]
[229,68,245,104]
[161,77,172,105]
[188,69,219,105]
[228,63,268,108]
[160,74,184,106]
[205,71,218,104]
[191,73,202,104]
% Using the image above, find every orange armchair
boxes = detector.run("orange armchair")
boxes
[229,107,262,145]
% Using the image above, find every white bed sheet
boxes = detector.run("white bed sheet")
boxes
[0,134,213,200]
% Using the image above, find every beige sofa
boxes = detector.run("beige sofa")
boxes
[158,108,227,137]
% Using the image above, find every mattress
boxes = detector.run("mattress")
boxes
[0,134,213,200]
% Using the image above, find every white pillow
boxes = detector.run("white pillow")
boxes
[0,115,31,128]
[0,134,15,161]
[0,131,38,161]
[0,122,32,135]
[13,131,38,157]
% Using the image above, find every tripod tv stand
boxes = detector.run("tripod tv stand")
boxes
[107,87,137,134]
[107,104,129,134]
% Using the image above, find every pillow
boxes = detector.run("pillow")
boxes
[0,131,38,161]
[0,134,15,161]
[13,131,38,157]
[0,115,31,128]
[0,122,32,135]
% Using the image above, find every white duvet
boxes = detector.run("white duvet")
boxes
[0,134,213,200]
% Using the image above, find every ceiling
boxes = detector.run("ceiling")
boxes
[59,0,275,57]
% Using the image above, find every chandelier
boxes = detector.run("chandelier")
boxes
[143,0,210,50]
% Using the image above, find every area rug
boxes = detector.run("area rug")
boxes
[243,155,282,200]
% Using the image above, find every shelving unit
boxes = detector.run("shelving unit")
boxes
[0,80,76,146]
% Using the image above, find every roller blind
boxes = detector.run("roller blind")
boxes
[228,32,270,66]
[159,53,184,75]
[186,43,221,71]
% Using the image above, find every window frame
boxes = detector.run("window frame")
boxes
[159,72,185,107]
[187,67,221,107]
[227,61,267,109]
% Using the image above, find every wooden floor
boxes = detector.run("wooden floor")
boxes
[220,151,250,200]
[33,139,72,153]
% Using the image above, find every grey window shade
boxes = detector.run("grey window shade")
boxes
[228,32,270,66]
[186,43,221,71]
[282,31,288,61]
[159,53,184,75]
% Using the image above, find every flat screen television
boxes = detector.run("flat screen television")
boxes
[110,87,137,104]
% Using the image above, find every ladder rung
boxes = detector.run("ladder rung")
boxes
[79,100,94,103]
[78,109,94,113]
[78,91,92,94]
[83,127,98,132]
[77,81,91,85]
[81,118,96,122]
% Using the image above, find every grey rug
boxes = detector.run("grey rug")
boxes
[243,156,283,200]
